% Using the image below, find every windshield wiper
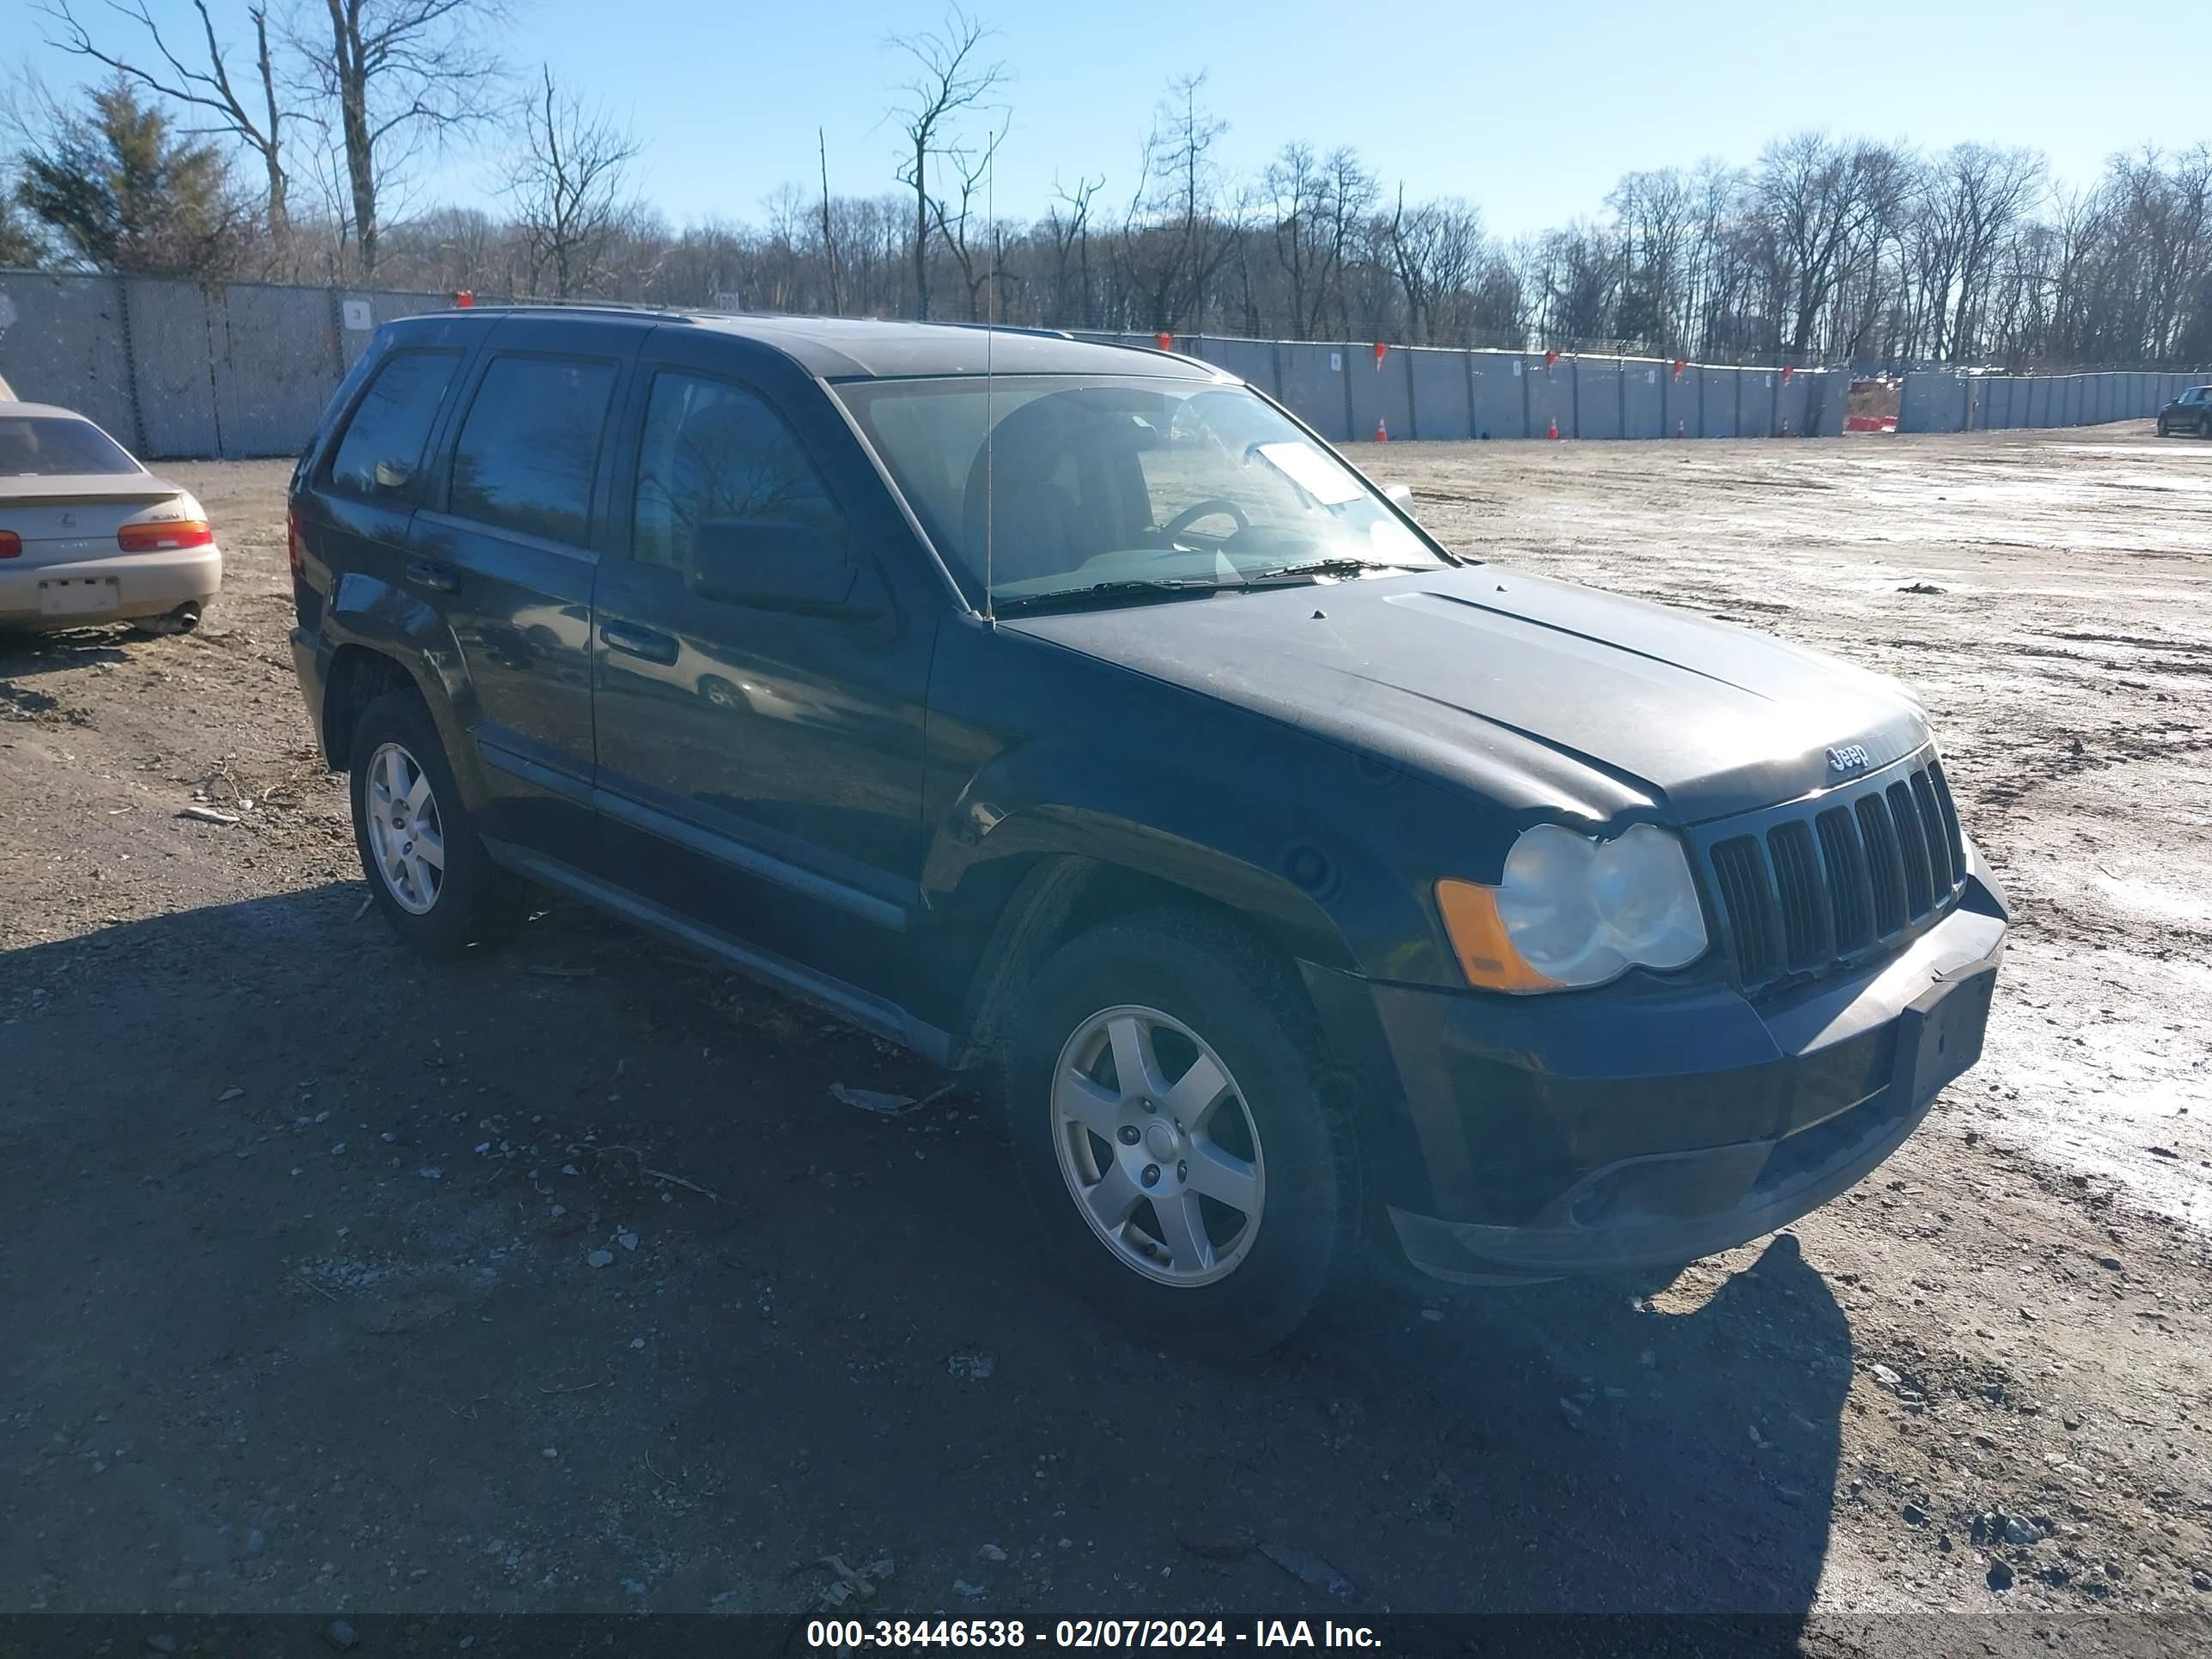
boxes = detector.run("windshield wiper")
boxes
[1242,558,1436,584]
[991,578,1227,616]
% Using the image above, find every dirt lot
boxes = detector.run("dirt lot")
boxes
[3,428,2209,1652]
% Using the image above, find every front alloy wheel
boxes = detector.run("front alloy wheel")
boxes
[364,740,446,915]
[1005,909,1358,1355]
[1053,1005,1265,1285]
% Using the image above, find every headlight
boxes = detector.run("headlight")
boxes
[1437,823,1708,993]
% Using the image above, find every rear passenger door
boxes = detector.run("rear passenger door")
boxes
[412,317,641,862]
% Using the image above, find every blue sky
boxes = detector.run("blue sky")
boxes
[28,2,2212,234]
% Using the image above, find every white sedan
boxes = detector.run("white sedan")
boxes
[0,400,222,634]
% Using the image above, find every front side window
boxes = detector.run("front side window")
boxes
[326,349,460,501]
[834,375,1448,608]
[632,372,844,574]
[448,356,618,544]
[0,415,142,477]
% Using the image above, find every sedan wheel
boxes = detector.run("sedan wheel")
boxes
[1052,1005,1265,1286]
[363,740,446,915]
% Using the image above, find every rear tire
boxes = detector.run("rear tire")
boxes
[348,687,523,959]
[1002,909,1359,1357]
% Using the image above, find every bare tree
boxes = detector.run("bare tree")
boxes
[928,117,1006,319]
[39,0,291,255]
[1042,172,1102,326]
[291,0,507,276]
[885,5,1004,320]
[504,64,641,298]
[1754,131,1913,358]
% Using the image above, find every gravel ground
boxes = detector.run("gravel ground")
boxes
[2,428,2208,1653]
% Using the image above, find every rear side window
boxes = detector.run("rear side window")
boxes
[448,356,618,544]
[0,415,141,477]
[632,372,845,574]
[326,349,461,501]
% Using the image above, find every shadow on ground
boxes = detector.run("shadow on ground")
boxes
[1,887,1847,1622]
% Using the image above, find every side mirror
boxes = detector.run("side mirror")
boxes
[690,519,877,615]
[1382,482,1416,515]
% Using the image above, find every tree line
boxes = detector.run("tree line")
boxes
[5,3,2209,369]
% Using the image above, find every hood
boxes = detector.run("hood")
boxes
[1003,563,1929,825]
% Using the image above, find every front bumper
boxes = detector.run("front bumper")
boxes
[1310,852,2007,1283]
[0,546,222,629]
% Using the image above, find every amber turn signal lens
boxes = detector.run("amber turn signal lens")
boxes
[1435,878,1560,993]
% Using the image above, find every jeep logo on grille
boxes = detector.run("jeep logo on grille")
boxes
[1826,744,1873,778]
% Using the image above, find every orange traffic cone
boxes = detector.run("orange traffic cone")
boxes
[1547,415,1559,441]
[1376,419,1388,443]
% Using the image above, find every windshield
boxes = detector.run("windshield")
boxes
[0,415,143,477]
[834,375,1451,607]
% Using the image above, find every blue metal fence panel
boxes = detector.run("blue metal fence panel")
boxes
[1525,356,1573,438]
[1701,368,1739,437]
[1346,345,1413,442]
[1469,351,1524,439]
[0,270,138,449]
[1662,362,1700,437]
[1775,370,1809,435]
[1198,336,1277,396]
[126,279,222,458]
[1573,357,1623,439]
[212,283,343,458]
[1620,358,1664,438]
[1404,348,1471,440]
[1277,342,1351,441]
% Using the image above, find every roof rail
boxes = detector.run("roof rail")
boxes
[474,299,703,322]
[928,320,1077,343]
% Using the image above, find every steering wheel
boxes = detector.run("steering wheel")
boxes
[1160,497,1250,541]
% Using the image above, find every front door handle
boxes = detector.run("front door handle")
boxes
[404,559,459,593]
[600,621,679,666]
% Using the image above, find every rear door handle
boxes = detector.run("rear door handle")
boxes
[405,559,459,593]
[600,621,679,666]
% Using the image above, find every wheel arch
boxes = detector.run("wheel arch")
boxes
[942,835,1352,1075]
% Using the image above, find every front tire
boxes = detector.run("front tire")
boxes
[1003,910,1359,1356]
[348,687,522,959]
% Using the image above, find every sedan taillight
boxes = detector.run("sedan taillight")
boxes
[118,519,214,552]
[0,532,20,558]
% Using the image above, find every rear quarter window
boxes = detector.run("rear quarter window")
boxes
[326,349,464,502]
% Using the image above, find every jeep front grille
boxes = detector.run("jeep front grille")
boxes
[1702,757,1968,995]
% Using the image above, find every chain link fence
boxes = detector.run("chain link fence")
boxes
[0,267,1848,459]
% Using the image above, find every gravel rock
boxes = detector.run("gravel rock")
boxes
[324,1620,360,1651]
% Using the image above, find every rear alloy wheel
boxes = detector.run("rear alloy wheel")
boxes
[348,687,522,958]
[364,740,446,915]
[1005,910,1358,1356]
